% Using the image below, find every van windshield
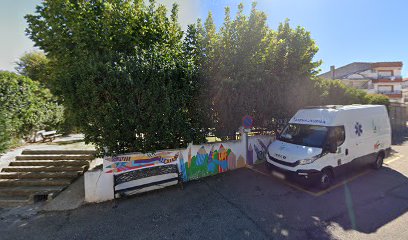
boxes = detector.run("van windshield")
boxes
[278,124,328,148]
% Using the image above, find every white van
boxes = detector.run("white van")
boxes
[266,105,391,189]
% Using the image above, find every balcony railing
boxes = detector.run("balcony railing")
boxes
[377,90,402,94]
[376,90,403,98]
[372,76,403,83]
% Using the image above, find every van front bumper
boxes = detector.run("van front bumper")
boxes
[265,161,322,185]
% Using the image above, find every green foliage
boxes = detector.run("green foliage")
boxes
[26,0,207,155]
[312,78,365,105]
[0,110,12,152]
[24,0,386,154]
[15,51,51,85]
[0,71,64,152]
[311,78,390,106]
[364,93,390,106]
[192,3,320,136]
[15,51,79,135]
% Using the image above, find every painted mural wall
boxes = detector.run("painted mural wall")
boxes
[103,135,275,191]
[179,140,246,182]
[104,150,180,174]
[247,135,275,165]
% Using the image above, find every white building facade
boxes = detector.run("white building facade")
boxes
[319,62,407,103]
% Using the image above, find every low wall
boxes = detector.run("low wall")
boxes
[180,140,246,181]
[84,168,114,203]
[85,133,275,202]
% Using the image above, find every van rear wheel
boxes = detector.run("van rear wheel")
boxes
[266,161,273,171]
[319,169,333,190]
[373,152,384,170]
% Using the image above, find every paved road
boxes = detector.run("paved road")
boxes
[1,143,408,240]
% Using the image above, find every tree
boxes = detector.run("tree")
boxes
[26,0,207,155]
[0,110,12,152]
[310,78,390,107]
[15,51,53,88]
[0,71,63,152]
[364,93,390,106]
[196,3,320,136]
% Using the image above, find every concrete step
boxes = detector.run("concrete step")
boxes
[0,172,80,179]
[10,160,90,167]
[16,155,94,161]
[0,179,71,187]
[2,166,87,173]
[22,149,96,155]
[0,195,30,207]
[0,186,65,197]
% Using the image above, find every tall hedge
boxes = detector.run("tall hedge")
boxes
[190,3,321,137]
[24,0,390,153]
[311,78,389,106]
[364,93,390,106]
[0,110,12,152]
[0,71,63,152]
[26,0,207,155]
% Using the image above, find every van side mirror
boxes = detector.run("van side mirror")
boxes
[326,142,337,153]
[276,128,282,138]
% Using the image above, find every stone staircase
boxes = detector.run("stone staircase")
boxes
[0,149,96,207]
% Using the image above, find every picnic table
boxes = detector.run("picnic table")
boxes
[34,130,62,143]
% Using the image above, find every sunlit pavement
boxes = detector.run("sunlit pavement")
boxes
[247,151,403,197]
[0,143,408,240]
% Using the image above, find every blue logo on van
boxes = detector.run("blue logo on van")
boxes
[355,122,363,136]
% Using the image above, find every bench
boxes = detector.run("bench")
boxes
[35,130,62,143]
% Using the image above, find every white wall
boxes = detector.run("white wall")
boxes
[84,168,114,203]
[374,67,402,77]
[374,82,403,92]
[85,133,275,202]
[346,68,402,79]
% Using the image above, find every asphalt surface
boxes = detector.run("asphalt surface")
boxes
[1,143,408,240]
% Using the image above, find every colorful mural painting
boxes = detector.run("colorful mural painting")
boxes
[178,142,246,181]
[104,135,275,183]
[104,151,180,174]
[248,136,274,165]
[102,134,275,198]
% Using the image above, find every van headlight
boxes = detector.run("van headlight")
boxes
[297,155,320,165]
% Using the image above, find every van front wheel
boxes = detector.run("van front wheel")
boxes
[373,152,384,170]
[319,169,333,190]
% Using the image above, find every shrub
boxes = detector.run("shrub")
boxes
[0,71,63,151]
[312,78,365,105]
[26,1,207,155]
[0,110,11,152]
[364,93,390,106]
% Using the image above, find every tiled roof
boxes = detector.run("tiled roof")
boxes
[372,62,403,68]
[319,61,403,79]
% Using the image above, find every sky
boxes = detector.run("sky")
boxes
[1,0,407,75]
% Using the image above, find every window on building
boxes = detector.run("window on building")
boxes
[378,70,394,77]
[378,85,393,92]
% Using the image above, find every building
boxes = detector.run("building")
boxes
[319,62,408,103]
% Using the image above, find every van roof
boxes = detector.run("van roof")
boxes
[290,104,387,126]
[302,104,384,111]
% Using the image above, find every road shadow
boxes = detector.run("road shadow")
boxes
[104,161,408,239]
[251,161,376,194]
[1,160,407,240]
[242,160,408,237]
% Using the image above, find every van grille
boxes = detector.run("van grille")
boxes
[268,153,298,167]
